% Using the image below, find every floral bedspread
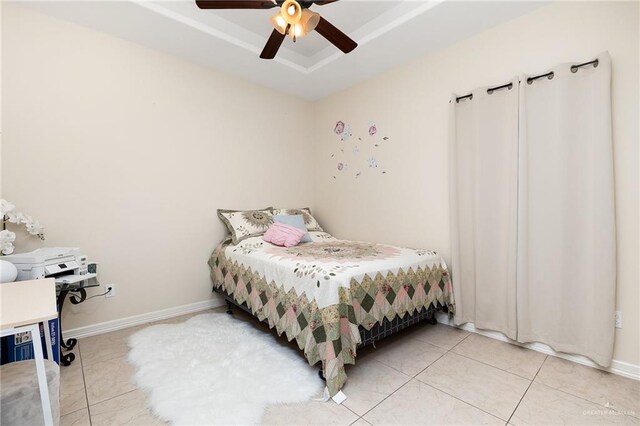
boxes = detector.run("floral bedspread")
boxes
[208,232,455,396]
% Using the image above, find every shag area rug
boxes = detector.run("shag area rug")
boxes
[128,313,323,425]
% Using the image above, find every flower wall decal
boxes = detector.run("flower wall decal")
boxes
[340,124,352,141]
[330,120,390,180]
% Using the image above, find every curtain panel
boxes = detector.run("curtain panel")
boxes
[449,78,519,339]
[517,52,616,366]
[449,52,615,366]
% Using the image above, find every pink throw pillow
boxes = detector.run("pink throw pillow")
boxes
[262,222,306,247]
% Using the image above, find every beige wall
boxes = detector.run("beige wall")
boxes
[1,4,314,329]
[313,1,639,366]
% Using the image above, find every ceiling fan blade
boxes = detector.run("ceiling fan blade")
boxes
[196,0,277,9]
[315,16,357,54]
[260,29,286,59]
[313,0,338,5]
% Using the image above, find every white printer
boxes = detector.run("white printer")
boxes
[3,247,96,285]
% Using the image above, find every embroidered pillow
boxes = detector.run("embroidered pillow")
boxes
[271,208,323,232]
[273,214,312,243]
[217,208,274,245]
[262,223,306,247]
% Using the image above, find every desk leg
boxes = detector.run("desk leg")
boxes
[30,324,54,426]
[43,321,54,362]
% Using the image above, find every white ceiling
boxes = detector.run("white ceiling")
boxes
[207,1,403,57]
[21,0,546,100]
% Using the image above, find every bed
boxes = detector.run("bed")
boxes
[208,226,455,398]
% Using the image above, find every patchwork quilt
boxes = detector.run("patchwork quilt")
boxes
[208,232,455,397]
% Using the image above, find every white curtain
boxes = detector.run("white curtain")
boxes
[450,52,616,366]
[517,52,616,366]
[449,78,519,339]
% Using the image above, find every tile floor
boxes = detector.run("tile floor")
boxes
[60,307,640,426]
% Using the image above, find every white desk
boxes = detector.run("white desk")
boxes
[0,278,57,426]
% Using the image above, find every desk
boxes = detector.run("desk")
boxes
[0,278,57,426]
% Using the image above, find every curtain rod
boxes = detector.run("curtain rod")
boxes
[455,58,600,102]
[455,81,513,103]
[527,58,599,84]
[570,58,599,73]
[487,82,513,94]
[526,71,554,85]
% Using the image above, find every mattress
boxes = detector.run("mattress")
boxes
[208,231,455,396]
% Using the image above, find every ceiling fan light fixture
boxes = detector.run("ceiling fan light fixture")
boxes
[280,0,302,25]
[300,9,320,32]
[270,14,287,34]
[289,23,305,40]
[199,0,358,60]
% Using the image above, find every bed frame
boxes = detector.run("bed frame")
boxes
[213,286,438,380]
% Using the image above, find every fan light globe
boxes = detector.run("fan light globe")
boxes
[300,9,320,32]
[280,0,302,25]
[270,14,287,34]
[288,23,305,39]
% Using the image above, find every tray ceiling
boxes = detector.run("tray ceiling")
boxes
[19,0,546,100]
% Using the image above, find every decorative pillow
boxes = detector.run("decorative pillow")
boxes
[262,223,306,247]
[217,208,274,245]
[273,215,312,243]
[271,208,323,232]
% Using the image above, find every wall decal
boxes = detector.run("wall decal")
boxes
[330,119,389,180]
[368,122,377,136]
[341,125,352,141]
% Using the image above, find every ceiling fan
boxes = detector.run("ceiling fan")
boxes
[195,0,358,60]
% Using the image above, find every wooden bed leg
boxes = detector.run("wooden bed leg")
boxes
[428,314,437,325]
[225,300,233,315]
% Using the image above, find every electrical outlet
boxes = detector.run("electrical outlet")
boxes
[614,311,622,329]
[105,285,116,298]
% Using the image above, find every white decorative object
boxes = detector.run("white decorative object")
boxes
[0,260,18,283]
[128,313,322,425]
[0,199,45,255]
[0,230,17,255]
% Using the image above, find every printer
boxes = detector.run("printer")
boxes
[3,247,96,285]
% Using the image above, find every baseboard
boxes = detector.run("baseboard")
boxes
[64,298,226,340]
[64,300,639,381]
[434,312,640,381]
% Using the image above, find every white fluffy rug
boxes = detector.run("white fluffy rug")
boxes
[128,313,323,425]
